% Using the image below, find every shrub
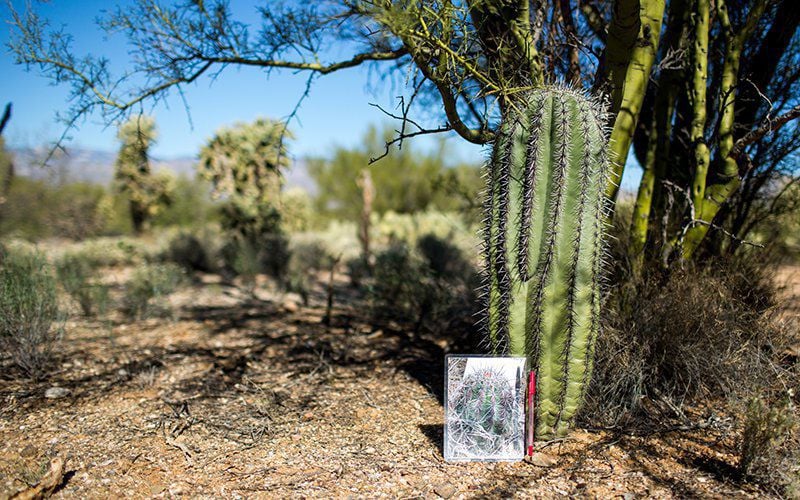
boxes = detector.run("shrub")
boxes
[123,263,184,319]
[0,250,62,378]
[581,256,792,429]
[56,253,109,316]
[345,256,371,288]
[740,395,797,483]
[220,201,291,283]
[417,233,473,281]
[69,238,147,267]
[286,240,334,305]
[163,231,213,273]
[370,237,478,334]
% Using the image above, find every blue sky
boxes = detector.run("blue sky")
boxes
[0,0,641,189]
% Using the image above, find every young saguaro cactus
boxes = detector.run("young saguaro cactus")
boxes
[481,86,609,440]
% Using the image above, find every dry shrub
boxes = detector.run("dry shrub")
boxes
[582,256,792,427]
[286,239,335,305]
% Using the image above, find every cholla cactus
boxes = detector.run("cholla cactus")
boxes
[198,118,292,205]
[114,115,173,233]
[481,86,610,440]
[199,118,292,235]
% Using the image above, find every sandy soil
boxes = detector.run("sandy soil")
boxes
[1,266,798,499]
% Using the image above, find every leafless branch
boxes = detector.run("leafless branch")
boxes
[732,105,800,158]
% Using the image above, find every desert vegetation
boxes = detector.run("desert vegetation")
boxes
[1,0,799,497]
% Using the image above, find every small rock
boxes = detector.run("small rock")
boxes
[434,483,456,499]
[526,452,558,467]
[117,368,129,377]
[622,493,635,500]
[291,434,302,442]
[45,387,70,399]
[20,444,38,458]
[282,300,299,313]
[363,447,376,454]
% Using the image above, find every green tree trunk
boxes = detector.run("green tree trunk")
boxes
[682,0,769,258]
[604,0,667,203]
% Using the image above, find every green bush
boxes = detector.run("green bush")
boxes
[286,240,335,305]
[67,237,147,268]
[221,239,260,292]
[345,256,371,288]
[163,231,214,273]
[0,177,111,240]
[56,253,109,317]
[151,174,219,229]
[123,263,184,319]
[369,237,478,333]
[0,250,62,378]
[740,395,797,486]
[220,200,291,283]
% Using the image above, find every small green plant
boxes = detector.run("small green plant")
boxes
[56,253,109,316]
[740,395,798,490]
[0,249,62,378]
[123,263,184,319]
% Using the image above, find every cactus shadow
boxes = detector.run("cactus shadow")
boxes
[418,423,444,456]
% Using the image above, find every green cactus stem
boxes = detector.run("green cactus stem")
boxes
[480,86,609,440]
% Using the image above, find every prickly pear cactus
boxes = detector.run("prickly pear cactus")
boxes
[480,86,609,440]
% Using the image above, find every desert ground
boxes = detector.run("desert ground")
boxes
[1,265,798,499]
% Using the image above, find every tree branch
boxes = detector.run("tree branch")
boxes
[197,48,409,75]
[731,105,800,158]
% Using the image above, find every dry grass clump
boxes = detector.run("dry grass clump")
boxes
[580,244,799,494]
[584,255,794,425]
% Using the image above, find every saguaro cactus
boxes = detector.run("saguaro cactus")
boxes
[481,86,609,440]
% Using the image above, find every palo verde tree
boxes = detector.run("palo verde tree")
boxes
[114,115,173,234]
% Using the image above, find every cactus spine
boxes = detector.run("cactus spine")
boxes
[481,87,609,440]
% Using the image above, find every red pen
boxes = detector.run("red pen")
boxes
[526,371,536,456]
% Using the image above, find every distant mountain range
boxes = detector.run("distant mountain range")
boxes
[9,146,316,192]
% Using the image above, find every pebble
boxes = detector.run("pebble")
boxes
[45,387,71,399]
[526,452,558,467]
[434,483,456,499]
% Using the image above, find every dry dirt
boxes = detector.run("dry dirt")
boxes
[1,266,798,499]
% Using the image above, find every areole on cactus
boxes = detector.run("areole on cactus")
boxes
[481,86,610,440]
